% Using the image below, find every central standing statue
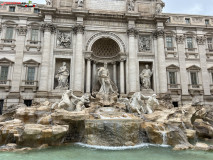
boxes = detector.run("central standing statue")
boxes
[93,63,118,106]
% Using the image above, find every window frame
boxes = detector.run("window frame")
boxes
[9,6,15,12]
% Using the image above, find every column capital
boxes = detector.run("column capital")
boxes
[16,26,27,36]
[196,36,206,45]
[176,35,186,44]
[72,24,85,34]
[153,29,165,38]
[127,27,138,37]
[41,23,56,33]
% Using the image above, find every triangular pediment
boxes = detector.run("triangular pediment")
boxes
[3,20,17,26]
[187,65,201,70]
[167,64,179,70]
[0,57,14,63]
[208,66,213,71]
[23,59,40,64]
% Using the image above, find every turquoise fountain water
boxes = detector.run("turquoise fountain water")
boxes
[0,143,213,160]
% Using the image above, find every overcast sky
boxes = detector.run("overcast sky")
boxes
[2,0,213,16]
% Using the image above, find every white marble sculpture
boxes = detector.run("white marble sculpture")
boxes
[156,1,165,14]
[51,90,90,112]
[45,0,52,6]
[97,63,116,94]
[142,94,159,114]
[55,62,70,89]
[76,0,84,8]
[129,92,145,115]
[140,65,153,89]
[128,0,135,11]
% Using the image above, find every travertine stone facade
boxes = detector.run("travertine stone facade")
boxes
[0,0,213,110]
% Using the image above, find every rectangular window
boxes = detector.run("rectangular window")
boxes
[5,27,13,40]
[24,100,32,107]
[0,100,3,115]
[0,66,9,84]
[26,67,35,85]
[207,38,213,51]
[31,29,39,42]
[190,72,198,86]
[187,37,193,49]
[166,36,173,48]
[9,6,15,12]
[211,72,213,84]
[205,19,210,25]
[169,72,176,85]
[185,18,190,24]
[34,8,40,13]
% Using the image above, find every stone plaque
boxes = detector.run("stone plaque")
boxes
[86,0,126,12]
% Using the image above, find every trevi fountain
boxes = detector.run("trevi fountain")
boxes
[0,62,213,160]
[0,0,213,160]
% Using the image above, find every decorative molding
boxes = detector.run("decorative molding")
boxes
[16,26,27,36]
[138,35,151,52]
[153,29,165,38]
[186,65,201,71]
[86,32,126,53]
[72,24,85,34]
[41,23,56,33]
[176,35,186,44]
[57,31,71,48]
[127,28,139,37]
[196,36,206,45]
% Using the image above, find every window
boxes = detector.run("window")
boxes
[207,38,213,51]
[31,29,39,42]
[190,72,198,86]
[205,19,210,25]
[26,67,35,85]
[9,6,15,12]
[187,37,193,49]
[0,66,9,84]
[169,72,176,85]
[5,27,13,42]
[34,8,40,13]
[0,100,3,115]
[185,18,190,24]
[172,102,179,108]
[24,100,32,107]
[166,36,173,48]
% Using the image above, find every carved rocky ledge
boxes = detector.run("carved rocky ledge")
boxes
[72,24,85,34]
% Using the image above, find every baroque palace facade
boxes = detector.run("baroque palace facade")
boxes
[0,0,213,112]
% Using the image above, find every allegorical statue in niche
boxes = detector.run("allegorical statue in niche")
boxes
[128,0,135,11]
[76,0,84,8]
[55,62,70,89]
[97,63,116,94]
[140,64,153,89]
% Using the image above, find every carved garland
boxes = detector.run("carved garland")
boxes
[127,27,139,37]
[16,26,27,36]
[196,36,206,45]
[86,32,126,53]
[176,35,186,44]
[153,29,165,38]
[72,24,85,34]
[41,23,56,33]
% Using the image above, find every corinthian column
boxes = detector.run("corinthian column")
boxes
[176,34,189,95]
[39,23,55,92]
[73,24,85,94]
[154,29,167,94]
[127,27,138,94]
[120,59,125,94]
[11,26,27,92]
[197,36,211,95]
[86,58,91,93]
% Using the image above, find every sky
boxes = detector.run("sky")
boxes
[2,0,213,16]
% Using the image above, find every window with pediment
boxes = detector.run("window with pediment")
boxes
[0,58,13,90]
[187,65,201,89]
[166,65,180,89]
[138,35,151,52]
[1,21,17,44]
